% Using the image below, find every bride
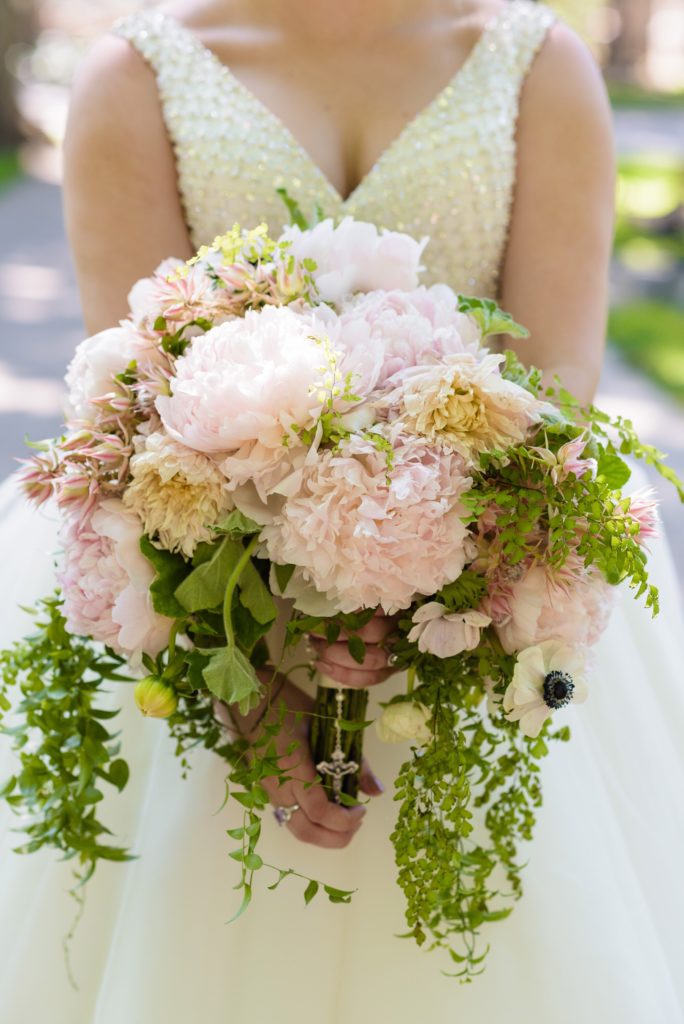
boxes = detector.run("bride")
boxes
[1,0,683,1020]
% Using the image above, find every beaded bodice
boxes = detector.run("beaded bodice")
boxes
[112,1,557,300]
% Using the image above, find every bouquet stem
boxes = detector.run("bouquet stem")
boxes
[310,683,369,803]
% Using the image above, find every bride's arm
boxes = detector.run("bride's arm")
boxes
[495,22,617,406]
[62,35,195,335]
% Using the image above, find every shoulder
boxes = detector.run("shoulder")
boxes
[516,11,616,181]
[523,12,614,137]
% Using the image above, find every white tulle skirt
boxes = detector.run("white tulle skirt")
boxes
[1,466,683,1024]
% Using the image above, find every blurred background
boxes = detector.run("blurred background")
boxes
[0,0,683,576]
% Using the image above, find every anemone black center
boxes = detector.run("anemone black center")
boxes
[542,669,575,710]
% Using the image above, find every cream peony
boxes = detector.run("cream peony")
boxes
[58,499,173,665]
[156,305,338,453]
[382,351,541,465]
[260,431,475,615]
[503,640,588,738]
[279,217,428,305]
[376,701,433,744]
[408,602,491,657]
[123,430,234,557]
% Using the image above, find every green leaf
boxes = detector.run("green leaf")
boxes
[106,758,130,792]
[323,884,354,904]
[596,451,632,489]
[202,646,262,715]
[303,879,319,905]
[139,535,188,618]
[456,295,529,339]
[213,509,261,537]
[276,187,309,229]
[347,635,366,665]
[243,852,263,871]
[175,536,244,613]
[239,560,277,625]
[273,562,296,593]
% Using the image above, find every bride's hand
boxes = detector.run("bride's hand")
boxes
[307,609,399,688]
[214,673,384,850]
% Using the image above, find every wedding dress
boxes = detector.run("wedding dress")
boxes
[1,2,684,1021]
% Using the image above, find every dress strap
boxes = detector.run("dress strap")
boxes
[485,1,558,86]
[110,8,195,80]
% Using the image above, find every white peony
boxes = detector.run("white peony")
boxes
[64,323,164,421]
[279,217,428,305]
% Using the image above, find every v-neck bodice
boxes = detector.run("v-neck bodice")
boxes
[111,1,557,300]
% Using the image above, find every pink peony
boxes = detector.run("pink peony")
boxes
[156,305,339,454]
[57,499,173,665]
[279,217,428,305]
[494,559,615,655]
[337,286,482,397]
[260,431,475,615]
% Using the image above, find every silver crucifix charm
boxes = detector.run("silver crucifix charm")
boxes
[315,686,359,803]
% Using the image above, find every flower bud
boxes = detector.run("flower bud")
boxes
[375,701,432,744]
[134,677,178,718]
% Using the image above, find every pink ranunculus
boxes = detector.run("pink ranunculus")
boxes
[57,499,173,666]
[278,217,428,305]
[408,602,491,657]
[495,559,615,655]
[156,305,339,454]
[260,432,476,615]
[337,286,482,397]
[64,323,166,423]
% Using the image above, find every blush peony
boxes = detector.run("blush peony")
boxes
[260,431,475,615]
[57,499,173,665]
[156,305,339,453]
[337,286,482,396]
[279,217,428,305]
[494,560,615,655]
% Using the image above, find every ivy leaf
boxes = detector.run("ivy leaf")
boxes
[175,536,245,613]
[139,535,188,618]
[202,646,262,715]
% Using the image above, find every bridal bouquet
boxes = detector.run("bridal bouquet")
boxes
[2,208,681,979]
